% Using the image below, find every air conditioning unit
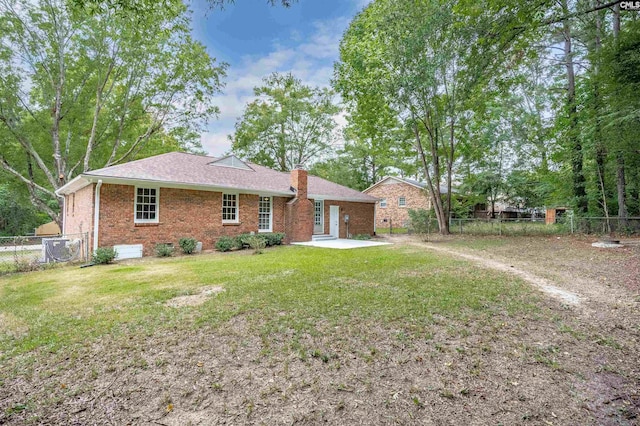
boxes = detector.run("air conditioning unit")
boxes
[42,238,69,263]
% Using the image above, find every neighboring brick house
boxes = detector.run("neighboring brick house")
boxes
[56,152,377,256]
[363,177,441,230]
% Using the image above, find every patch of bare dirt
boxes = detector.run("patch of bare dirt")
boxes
[2,304,639,425]
[164,286,225,308]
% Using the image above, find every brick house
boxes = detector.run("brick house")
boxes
[56,152,377,256]
[363,177,443,230]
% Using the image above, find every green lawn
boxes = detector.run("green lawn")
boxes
[9,244,624,425]
[0,245,535,359]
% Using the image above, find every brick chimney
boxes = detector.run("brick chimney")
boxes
[285,165,313,243]
[290,165,308,200]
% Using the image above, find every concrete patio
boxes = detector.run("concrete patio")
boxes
[292,239,391,249]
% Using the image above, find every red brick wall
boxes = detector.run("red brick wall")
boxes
[64,183,376,255]
[97,184,286,255]
[64,183,95,247]
[290,168,308,199]
[315,200,375,238]
[365,181,430,229]
[285,198,314,242]
[285,167,314,243]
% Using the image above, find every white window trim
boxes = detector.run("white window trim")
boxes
[398,197,406,208]
[380,198,387,208]
[134,186,160,224]
[258,195,273,232]
[222,192,239,223]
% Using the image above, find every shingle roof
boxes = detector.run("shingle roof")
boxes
[79,152,376,203]
[364,176,453,194]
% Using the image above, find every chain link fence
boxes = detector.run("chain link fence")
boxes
[565,217,640,236]
[0,233,89,274]
[405,216,640,237]
[447,217,567,236]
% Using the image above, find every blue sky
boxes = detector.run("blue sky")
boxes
[190,0,370,156]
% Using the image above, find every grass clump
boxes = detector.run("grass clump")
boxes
[246,235,267,254]
[179,238,198,254]
[92,247,118,264]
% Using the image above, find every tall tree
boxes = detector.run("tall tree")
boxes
[336,0,536,233]
[230,73,339,171]
[0,0,225,226]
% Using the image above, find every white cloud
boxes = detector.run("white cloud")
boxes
[297,18,348,60]
[201,130,234,156]
[201,15,352,157]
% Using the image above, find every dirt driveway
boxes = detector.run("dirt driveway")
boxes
[385,233,640,424]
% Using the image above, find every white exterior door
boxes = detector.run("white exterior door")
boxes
[329,205,340,238]
[314,200,324,234]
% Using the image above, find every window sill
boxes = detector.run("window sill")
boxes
[135,222,160,227]
[222,222,241,226]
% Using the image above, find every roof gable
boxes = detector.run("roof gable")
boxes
[363,176,453,194]
[209,155,253,171]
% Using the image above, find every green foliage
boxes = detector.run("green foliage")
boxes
[233,235,246,250]
[235,232,285,249]
[231,72,339,171]
[0,183,50,236]
[334,0,530,233]
[92,247,118,264]
[215,236,235,252]
[178,238,198,255]
[0,0,226,223]
[262,232,285,246]
[352,234,371,240]
[155,244,174,257]
[245,235,267,254]
[407,209,438,235]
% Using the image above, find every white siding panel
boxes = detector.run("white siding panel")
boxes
[114,244,143,260]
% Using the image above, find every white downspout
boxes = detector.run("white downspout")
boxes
[93,180,103,253]
[60,196,66,235]
[373,202,377,235]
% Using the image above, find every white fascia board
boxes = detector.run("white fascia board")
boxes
[362,177,391,193]
[82,175,295,198]
[309,194,378,204]
[55,175,92,196]
[363,176,426,193]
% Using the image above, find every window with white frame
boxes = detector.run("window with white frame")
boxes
[258,196,272,231]
[314,200,323,227]
[222,193,238,222]
[398,197,406,207]
[135,187,158,222]
[380,198,387,208]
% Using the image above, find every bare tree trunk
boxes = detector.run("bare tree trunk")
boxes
[562,0,587,214]
[611,3,628,227]
[445,118,454,232]
[616,152,628,227]
[413,122,449,234]
[593,0,608,217]
[613,3,620,37]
